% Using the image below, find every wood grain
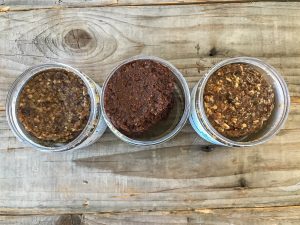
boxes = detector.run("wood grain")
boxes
[0,1,300,217]
[2,207,300,225]
[0,0,290,11]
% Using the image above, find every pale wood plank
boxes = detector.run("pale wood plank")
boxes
[0,0,286,11]
[84,208,300,225]
[0,2,299,214]
[0,215,81,225]
[2,207,300,225]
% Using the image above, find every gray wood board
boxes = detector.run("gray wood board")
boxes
[2,207,300,225]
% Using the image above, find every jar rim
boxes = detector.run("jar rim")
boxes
[197,57,290,147]
[101,55,191,146]
[6,63,99,152]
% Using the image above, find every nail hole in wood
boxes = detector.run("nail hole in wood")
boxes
[200,145,214,152]
[239,177,247,188]
[209,47,217,57]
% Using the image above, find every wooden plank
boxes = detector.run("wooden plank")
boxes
[0,215,81,225]
[0,0,290,11]
[84,208,300,225]
[2,207,300,225]
[0,2,300,214]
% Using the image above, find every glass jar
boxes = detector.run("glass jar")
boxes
[101,55,191,146]
[6,63,107,152]
[190,57,290,147]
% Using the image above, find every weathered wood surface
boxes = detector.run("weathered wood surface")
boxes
[0,0,290,11]
[0,1,300,224]
[2,207,300,224]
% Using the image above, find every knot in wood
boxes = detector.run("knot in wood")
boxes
[64,29,92,49]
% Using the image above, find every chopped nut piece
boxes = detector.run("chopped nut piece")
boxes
[206,108,212,115]
[214,120,220,125]
[241,123,247,128]
[240,65,244,72]
[226,77,232,82]
[231,117,238,124]
[222,123,230,130]
[218,127,225,133]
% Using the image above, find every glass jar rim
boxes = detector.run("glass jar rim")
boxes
[101,55,191,146]
[6,63,99,152]
[197,57,290,147]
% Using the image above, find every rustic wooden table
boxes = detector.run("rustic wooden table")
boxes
[0,1,300,224]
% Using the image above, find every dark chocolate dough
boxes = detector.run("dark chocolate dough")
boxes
[104,60,176,137]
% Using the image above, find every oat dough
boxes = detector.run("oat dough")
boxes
[204,63,275,138]
[17,69,91,143]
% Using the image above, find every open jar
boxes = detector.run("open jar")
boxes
[190,57,290,147]
[6,63,107,152]
[101,55,191,145]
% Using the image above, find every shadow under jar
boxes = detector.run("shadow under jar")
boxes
[102,55,191,146]
[190,57,290,147]
[6,63,107,152]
